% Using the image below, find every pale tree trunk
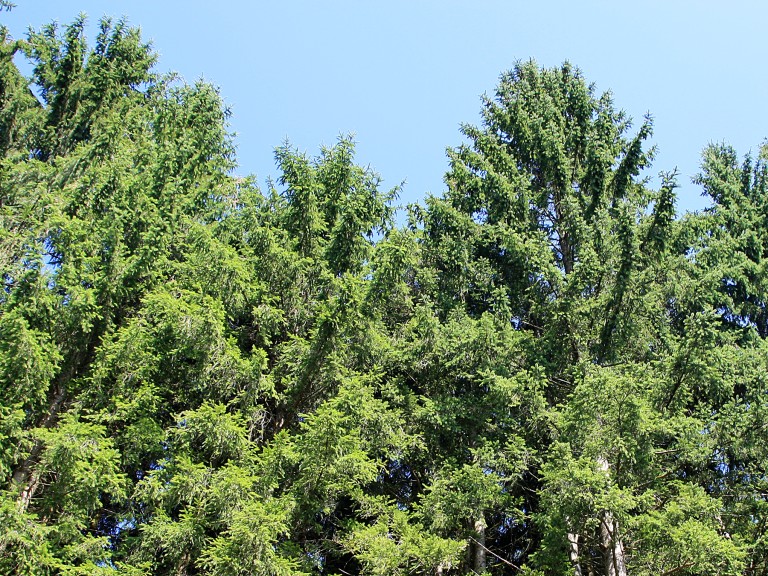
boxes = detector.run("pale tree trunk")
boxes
[176,551,191,576]
[9,347,90,513]
[11,465,42,513]
[473,515,487,574]
[568,530,584,576]
[10,383,68,513]
[598,457,627,576]
[601,512,627,576]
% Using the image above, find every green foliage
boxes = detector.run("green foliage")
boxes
[0,309,61,425]
[343,509,466,575]
[0,17,765,576]
[200,498,305,576]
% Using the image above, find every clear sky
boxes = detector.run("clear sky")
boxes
[4,1,767,215]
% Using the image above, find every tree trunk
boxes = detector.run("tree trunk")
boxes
[176,551,190,576]
[10,383,68,513]
[473,515,487,574]
[601,511,627,576]
[9,336,97,512]
[568,530,584,576]
[598,457,627,576]
[11,465,42,513]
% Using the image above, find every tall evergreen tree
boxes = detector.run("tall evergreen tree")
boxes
[414,61,742,575]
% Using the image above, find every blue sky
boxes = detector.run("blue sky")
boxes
[4,1,767,214]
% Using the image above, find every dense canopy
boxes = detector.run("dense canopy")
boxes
[1,14,768,576]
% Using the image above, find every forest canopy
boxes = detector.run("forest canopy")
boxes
[2,12,768,576]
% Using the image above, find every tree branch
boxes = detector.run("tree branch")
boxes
[468,536,520,570]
